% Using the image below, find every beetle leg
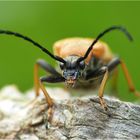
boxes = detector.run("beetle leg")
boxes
[86,57,140,110]
[98,67,109,111]
[39,80,53,122]
[34,59,61,97]
[34,63,40,97]
[106,57,140,97]
[120,60,140,97]
[40,76,65,122]
[26,59,61,106]
[107,58,140,97]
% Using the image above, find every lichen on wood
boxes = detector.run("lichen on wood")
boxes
[0,85,140,140]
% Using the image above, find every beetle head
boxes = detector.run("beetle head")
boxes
[59,56,85,87]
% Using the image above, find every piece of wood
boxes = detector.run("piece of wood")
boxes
[0,86,140,140]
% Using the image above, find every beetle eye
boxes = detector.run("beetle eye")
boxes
[79,61,85,69]
[60,63,65,70]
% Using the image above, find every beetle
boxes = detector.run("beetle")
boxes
[0,26,139,121]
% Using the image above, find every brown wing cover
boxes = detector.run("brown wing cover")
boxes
[53,38,113,63]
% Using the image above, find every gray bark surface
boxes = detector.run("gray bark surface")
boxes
[0,86,140,140]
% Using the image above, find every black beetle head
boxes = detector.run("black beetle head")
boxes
[59,56,85,87]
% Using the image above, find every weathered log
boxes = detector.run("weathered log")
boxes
[0,85,140,140]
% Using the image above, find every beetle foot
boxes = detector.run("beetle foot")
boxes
[99,97,108,111]
[47,107,53,122]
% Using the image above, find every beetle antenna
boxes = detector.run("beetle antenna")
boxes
[77,26,133,63]
[0,30,66,63]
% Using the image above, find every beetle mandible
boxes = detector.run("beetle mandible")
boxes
[0,26,139,120]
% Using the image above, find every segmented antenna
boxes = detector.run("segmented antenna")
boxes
[0,30,66,63]
[77,26,133,63]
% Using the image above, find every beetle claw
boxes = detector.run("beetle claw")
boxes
[99,97,108,111]
[47,106,54,124]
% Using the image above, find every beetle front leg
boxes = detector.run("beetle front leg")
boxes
[40,76,65,122]
[34,59,61,97]
[98,67,109,111]
[86,57,140,110]
[39,75,65,108]
[39,80,54,107]
[39,80,53,122]
[85,66,109,110]
[26,59,61,107]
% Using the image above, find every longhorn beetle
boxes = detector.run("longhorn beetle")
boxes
[0,26,140,121]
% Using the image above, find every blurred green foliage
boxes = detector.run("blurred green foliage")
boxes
[0,1,140,101]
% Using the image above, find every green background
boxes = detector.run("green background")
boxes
[0,1,139,101]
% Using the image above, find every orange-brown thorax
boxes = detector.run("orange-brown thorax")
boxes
[53,38,113,64]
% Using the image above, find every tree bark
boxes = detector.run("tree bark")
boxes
[0,86,140,140]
